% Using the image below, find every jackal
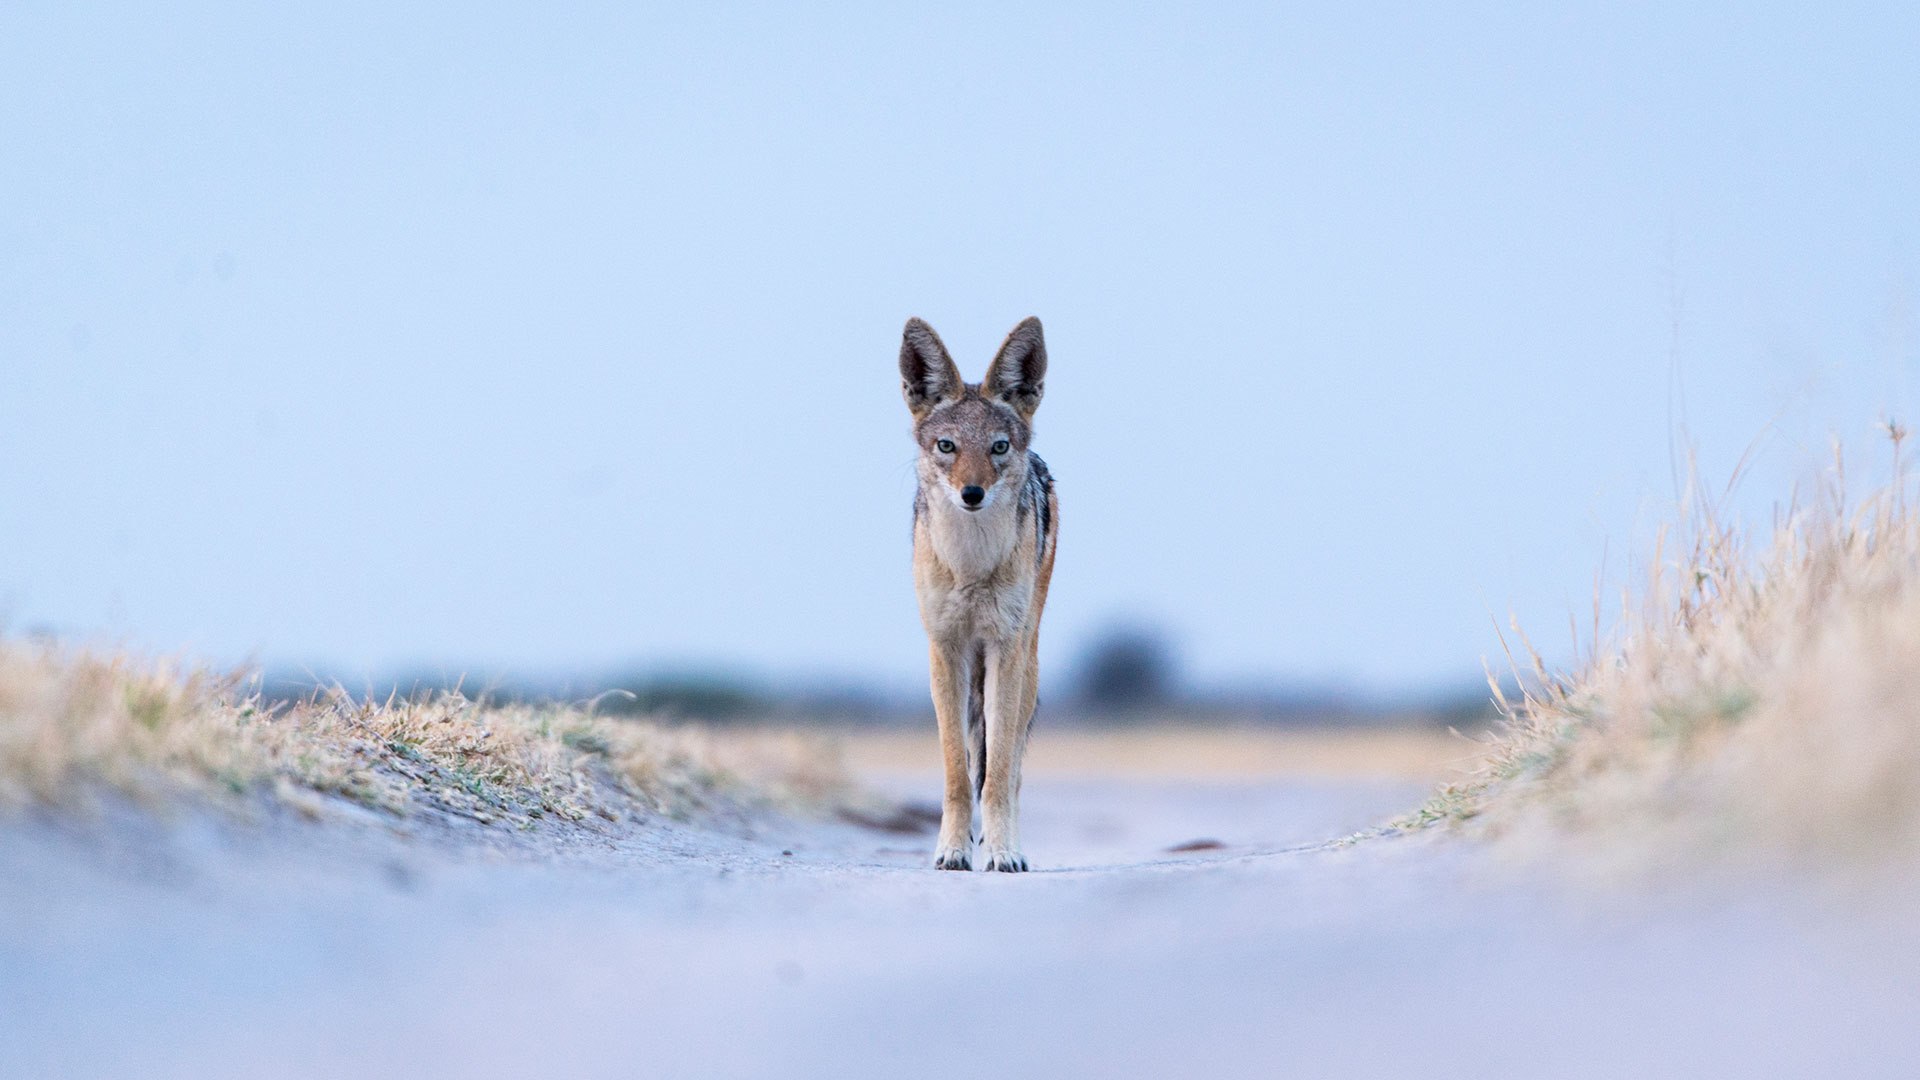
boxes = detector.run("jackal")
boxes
[899,316,1058,872]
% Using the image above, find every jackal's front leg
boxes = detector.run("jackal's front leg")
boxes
[928,643,973,871]
[979,641,1030,872]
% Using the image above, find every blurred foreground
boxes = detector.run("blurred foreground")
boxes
[5,721,1916,1080]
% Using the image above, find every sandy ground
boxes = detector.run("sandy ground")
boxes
[835,723,1483,779]
[3,727,1917,1080]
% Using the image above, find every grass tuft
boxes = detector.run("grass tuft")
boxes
[0,644,849,828]
[1430,429,1920,871]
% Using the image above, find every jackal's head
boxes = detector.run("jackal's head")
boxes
[900,316,1047,513]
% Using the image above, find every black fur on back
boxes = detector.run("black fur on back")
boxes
[1026,451,1053,567]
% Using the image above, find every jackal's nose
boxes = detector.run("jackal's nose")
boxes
[960,485,986,508]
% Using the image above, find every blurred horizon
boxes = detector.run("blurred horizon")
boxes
[234,620,1502,728]
[4,4,1918,700]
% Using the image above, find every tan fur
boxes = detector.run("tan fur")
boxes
[900,316,1057,872]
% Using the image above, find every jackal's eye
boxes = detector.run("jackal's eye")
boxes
[991,439,1011,455]
[936,438,955,453]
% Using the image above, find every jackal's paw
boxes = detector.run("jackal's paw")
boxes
[982,850,1028,873]
[933,846,972,872]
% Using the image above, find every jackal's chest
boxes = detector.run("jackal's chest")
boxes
[914,504,1034,642]
[917,574,1033,645]
[924,502,1019,581]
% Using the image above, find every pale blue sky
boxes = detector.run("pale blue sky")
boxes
[3,3,1916,694]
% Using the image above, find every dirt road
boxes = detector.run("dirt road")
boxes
[3,747,1916,1079]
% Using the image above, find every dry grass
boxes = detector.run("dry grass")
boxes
[1423,431,1920,871]
[0,643,849,827]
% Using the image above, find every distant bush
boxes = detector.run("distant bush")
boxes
[1074,627,1176,711]
[597,675,771,721]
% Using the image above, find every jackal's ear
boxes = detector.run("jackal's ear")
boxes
[983,316,1046,420]
[899,317,963,419]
